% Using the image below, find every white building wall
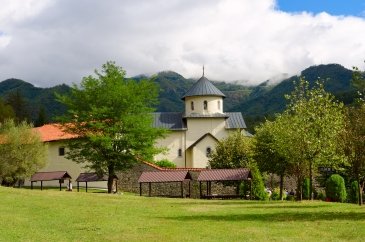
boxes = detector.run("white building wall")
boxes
[154,131,186,167]
[191,135,218,168]
[24,141,107,188]
[185,96,223,115]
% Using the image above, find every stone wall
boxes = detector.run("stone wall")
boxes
[117,162,248,199]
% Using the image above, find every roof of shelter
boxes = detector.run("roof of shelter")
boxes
[76,173,118,182]
[35,124,79,142]
[138,171,193,183]
[30,171,72,181]
[197,168,251,182]
[182,76,226,100]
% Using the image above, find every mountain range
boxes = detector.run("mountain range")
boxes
[0,64,358,131]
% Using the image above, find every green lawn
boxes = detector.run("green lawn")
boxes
[0,186,364,242]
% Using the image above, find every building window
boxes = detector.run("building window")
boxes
[218,100,221,110]
[178,148,182,157]
[204,100,208,110]
[191,101,194,110]
[206,147,212,157]
[59,147,65,156]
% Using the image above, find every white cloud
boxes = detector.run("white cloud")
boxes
[0,0,365,86]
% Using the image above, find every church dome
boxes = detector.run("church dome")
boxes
[181,76,226,100]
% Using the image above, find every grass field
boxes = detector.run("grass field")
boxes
[0,186,364,242]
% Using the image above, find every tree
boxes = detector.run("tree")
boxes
[284,78,345,200]
[5,90,30,123]
[209,131,266,199]
[57,62,166,193]
[209,131,253,169]
[254,119,290,200]
[343,103,365,205]
[0,120,47,186]
[0,98,15,123]
[325,174,347,203]
[35,106,47,127]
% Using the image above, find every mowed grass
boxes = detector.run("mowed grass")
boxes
[1,187,365,242]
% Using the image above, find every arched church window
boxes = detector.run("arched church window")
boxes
[178,148,182,157]
[206,147,212,157]
[204,100,208,110]
[191,101,194,110]
[218,100,221,110]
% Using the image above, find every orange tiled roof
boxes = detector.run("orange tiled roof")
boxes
[35,124,79,142]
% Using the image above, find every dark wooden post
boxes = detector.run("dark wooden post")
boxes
[41,181,43,191]
[59,180,62,191]
[181,181,184,198]
[77,182,79,192]
[199,181,202,198]
[148,182,151,197]
[139,183,142,196]
[206,181,209,195]
[188,181,191,198]
[115,179,118,193]
[86,182,88,192]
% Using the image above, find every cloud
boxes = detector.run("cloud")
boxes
[0,0,365,86]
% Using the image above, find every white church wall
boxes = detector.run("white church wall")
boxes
[184,96,223,116]
[154,131,186,167]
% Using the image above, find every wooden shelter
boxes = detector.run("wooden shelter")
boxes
[138,171,193,198]
[75,173,118,192]
[197,168,252,199]
[30,171,72,191]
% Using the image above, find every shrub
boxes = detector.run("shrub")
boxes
[325,174,347,202]
[271,187,287,200]
[249,163,268,200]
[349,180,359,204]
[302,178,310,199]
[155,159,176,168]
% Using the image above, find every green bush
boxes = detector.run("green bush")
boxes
[155,159,176,168]
[302,178,310,200]
[325,174,347,203]
[349,180,359,204]
[271,187,287,200]
[249,163,268,200]
[286,195,295,201]
[317,191,326,201]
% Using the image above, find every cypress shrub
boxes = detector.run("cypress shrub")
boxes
[302,178,310,200]
[325,174,347,202]
[349,180,359,204]
[249,163,268,200]
[271,187,287,200]
[155,159,176,168]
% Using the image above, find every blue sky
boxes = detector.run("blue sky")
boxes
[277,0,365,17]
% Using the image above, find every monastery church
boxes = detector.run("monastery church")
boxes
[30,74,248,187]
[153,73,248,168]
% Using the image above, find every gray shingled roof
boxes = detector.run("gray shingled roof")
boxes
[152,112,186,130]
[225,112,247,129]
[183,113,229,118]
[182,76,226,100]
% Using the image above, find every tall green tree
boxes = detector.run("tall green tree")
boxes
[0,120,47,186]
[255,119,289,200]
[57,62,166,193]
[5,90,30,123]
[284,78,345,200]
[0,98,15,123]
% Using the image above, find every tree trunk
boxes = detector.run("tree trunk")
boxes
[296,176,303,201]
[279,174,284,200]
[309,160,313,201]
[107,165,115,194]
[359,181,364,206]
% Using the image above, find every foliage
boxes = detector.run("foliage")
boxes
[56,62,166,193]
[209,131,254,169]
[271,187,287,201]
[0,120,47,185]
[5,90,30,122]
[302,178,311,200]
[0,98,15,123]
[249,163,268,200]
[155,159,176,168]
[349,180,359,204]
[325,174,347,203]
